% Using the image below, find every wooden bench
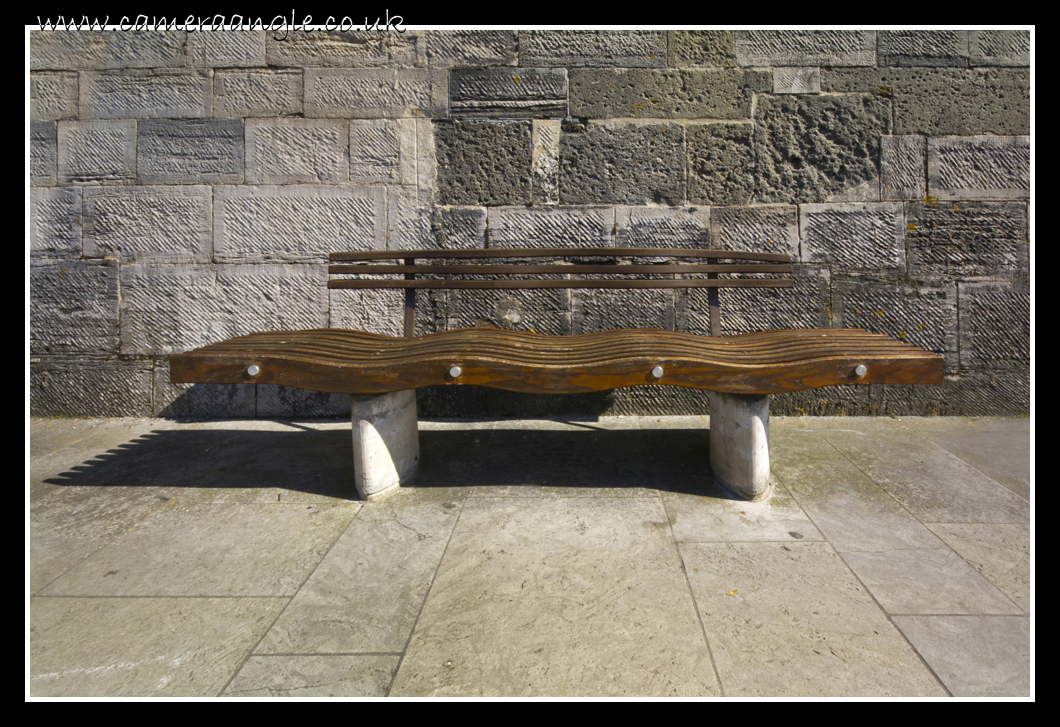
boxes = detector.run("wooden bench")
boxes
[170,248,944,500]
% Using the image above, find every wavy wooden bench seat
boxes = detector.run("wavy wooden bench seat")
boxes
[171,248,944,501]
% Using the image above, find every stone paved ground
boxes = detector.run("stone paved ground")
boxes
[28,415,1030,697]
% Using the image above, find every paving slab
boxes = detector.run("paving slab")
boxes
[892,615,1030,697]
[681,541,947,697]
[909,418,1030,500]
[29,597,287,697]
[39,502,358,597]
[222,655,400,697]
[662,480,823,543]
[390,497,719,696]
[925,523,1030,612]
[255,488,463,655]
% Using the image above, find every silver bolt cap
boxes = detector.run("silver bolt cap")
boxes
[855,364,867,377]
[449,366,462,378]
[651,366,664,378]
[247,365,260,376]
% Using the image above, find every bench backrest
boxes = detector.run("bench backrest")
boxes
[328,248,794,338]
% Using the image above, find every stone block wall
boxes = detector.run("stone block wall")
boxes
[29,28,1031,417]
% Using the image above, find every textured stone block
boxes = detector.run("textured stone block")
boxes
[305,69,447,118]
[30,30,185,69]
[387,186,486,250]
[773,67,820,94]
[559,122,685,205]
[30,187,81,258]
[820,68,1029,135]
[214,186,385,263]
[532,120,560,205]
[137,118,243,184]
[687,122,754,206]
[57,120,136,185]
[30,121,57,186]
[770,385,880,417]
[970,30,1030,66]
[487,206,615,248]
[735,30,876,66]
[30,72,78,120]
[906,201,1028,279]
[257,386,351,418]
[800,203,905,272]
[615,206,711,248]
[119,264,329,356]
[444,288,572,336]
[958,281,1029,370]
[434,120,532,205]
[755,94,890,204]
[425,30,517,67]
[880,135,926,200]
[30,358,154,417]
[572,287,674,333]
[832,279,957,367]
[879,30,969,67]
[153,361,256,418]
[80,69,212,119]
[667,30,735,67]
[521,30,666,67]
[187,29,266,67]
[213,70,303,117]
[246,119,348,184]
[83,186,212,263]
[711,205,799,258]
[928,136,1029,201]
[30,260,119,355]
[569,68,770,120]
[349,119,410,184]
[265,29,388,67]
[954,369,1029,416]
[450,68,567,118]
[330,287,406,337]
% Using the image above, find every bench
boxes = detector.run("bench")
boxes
[170,247,944,501]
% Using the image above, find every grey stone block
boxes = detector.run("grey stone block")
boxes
[879,30,970,67]
[153,360,256,418]
[820,68,1029,135]
[880,135,926,201]
[773,67,820,94]
[30,121,57,186]
[831,279,958,368]
[755,94,890,204]
[214,186,385,263]
[970,30,1030,66]
[559,122,685,205]
[137,118,244,184]
[119,264,329,356]
[958,281,1029,370]
[304,69,447,118]
[246,119,348,184]
[387,186,486,250]
[80,69,212,119]
[30,72,78,120]
[800,202,905,273]
[667,30,735,67]
[906,201,1028,279]
[687,122,754,206]
[330,288,406,337]
[30,187,81,258]
[256,386,351,418]
[710,205,799,258]
[954,369,1029,416]
[572,287,674,333]
[569,68,770,120]
[450,68,567,118]
[265,30,388,67]
[83,185,212,263]
[520,30,666,67]
[434,120,532,205]
[57,120,136,185]
[30,30,185,70]
[187,29,266,67]
[213,70,303,117]
[30,260,119,356]
[928,136,1029,201]
[349,119,414,185]
[487,206,615,248]
[735,30,876,67]
[532,120,560,205]
[445,288,572,336]
[873,378,961,417]
[425,30,517,67]
[615,206,711,248]
[30,358,154,417]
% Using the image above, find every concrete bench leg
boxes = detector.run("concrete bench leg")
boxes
[350,390,420,500]
[708,392,772,501]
